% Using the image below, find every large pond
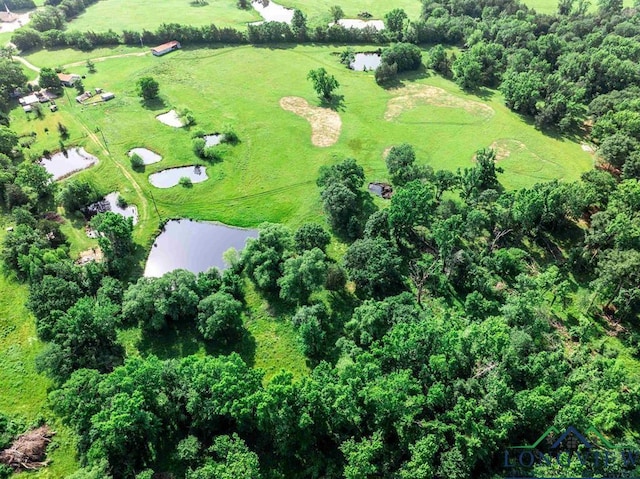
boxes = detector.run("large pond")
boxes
[144,219,259,277]
[40,147,98,180]
[148,165,208,188]
[250,0,294,24]
[350,53,381,71]
[85,192,138,225]
[128,147,162,165]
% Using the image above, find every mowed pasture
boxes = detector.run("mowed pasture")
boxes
[69,0,261,31]
[67,0,421,31]
[13,44,593,238]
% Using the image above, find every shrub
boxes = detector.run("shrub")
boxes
[339,47,355,66]
[130,153,144,171]
[116,195,128,208]
[375,61,398,85]
[179,176,192,187]
[222,127,239,145]
[203,147,222,162]
[192,137,206,158]
[381,42,422,72]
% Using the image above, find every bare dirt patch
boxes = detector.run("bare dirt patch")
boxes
[280,97,342,147]
[0,10,32,33]
[471,139,530,162]
[0,426,54,472]
[385,84,494,121]
[487,139,528,161]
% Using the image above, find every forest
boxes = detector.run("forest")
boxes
[1,0,640,477]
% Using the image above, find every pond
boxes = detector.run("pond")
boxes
[84,192,138,225]
[335,19,385,30]
[204,134,224,147]
[250,0,294,24]
[148,165,208,188]
[40,147,98,180]
[156,109,184,128]
[144,219,259,277]
[350,53,381,71]
[128,147,162,165]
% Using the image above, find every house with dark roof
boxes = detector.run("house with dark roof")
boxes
[151,40,181,57]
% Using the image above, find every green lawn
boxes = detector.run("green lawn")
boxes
[0,226,79,478]
[66,0,420,31]
[69,0,261,32]
[15,44,592,244]
[278,0,422,24]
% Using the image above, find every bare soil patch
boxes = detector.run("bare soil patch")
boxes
[280,97,342,147]
[385,84,494,121]
[0,426,54,472]
[489,139,528,161]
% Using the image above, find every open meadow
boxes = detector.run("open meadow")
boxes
[14,44,593,241]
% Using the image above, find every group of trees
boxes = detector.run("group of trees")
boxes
[1,0,640,477]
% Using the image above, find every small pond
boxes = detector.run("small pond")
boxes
[84,192,138,225]
[40,147,98,180]
[335,19,385,30]
[204,134,224,147]
[148,165,208,188]
[156,109,184,128]
[350,53,381,71]
[128,147,162,165]
[144,219,259,277]
[250,0,294,24]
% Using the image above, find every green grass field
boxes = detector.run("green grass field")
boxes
[67,0,421,31]
[16,44,592,237]
[69,0,261,32]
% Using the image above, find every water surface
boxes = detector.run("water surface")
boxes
[350,53,381,71]
[250,0,294,24]
[144,219,258,277]
[40,147,98,180]
[149,165,208,188]
[128,147,162,165]
[85,192,138,224]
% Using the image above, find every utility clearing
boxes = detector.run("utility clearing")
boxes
[280,96,342,147]
[385,84,495,121]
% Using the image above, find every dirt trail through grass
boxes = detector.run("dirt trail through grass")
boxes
[64,51,150,68]
[76,118,151,227]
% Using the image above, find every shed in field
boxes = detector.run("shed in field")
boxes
[151,40,181,56]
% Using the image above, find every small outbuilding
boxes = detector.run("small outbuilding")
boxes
[151,40,181,57]
[100,92,115,101]
[58,73,81,87]
[19,94,39,106]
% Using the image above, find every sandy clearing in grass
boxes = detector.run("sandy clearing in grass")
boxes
[280,96,342,147]
[489,139,528,161]
[385,84,494,121]
[156,109,184,128]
